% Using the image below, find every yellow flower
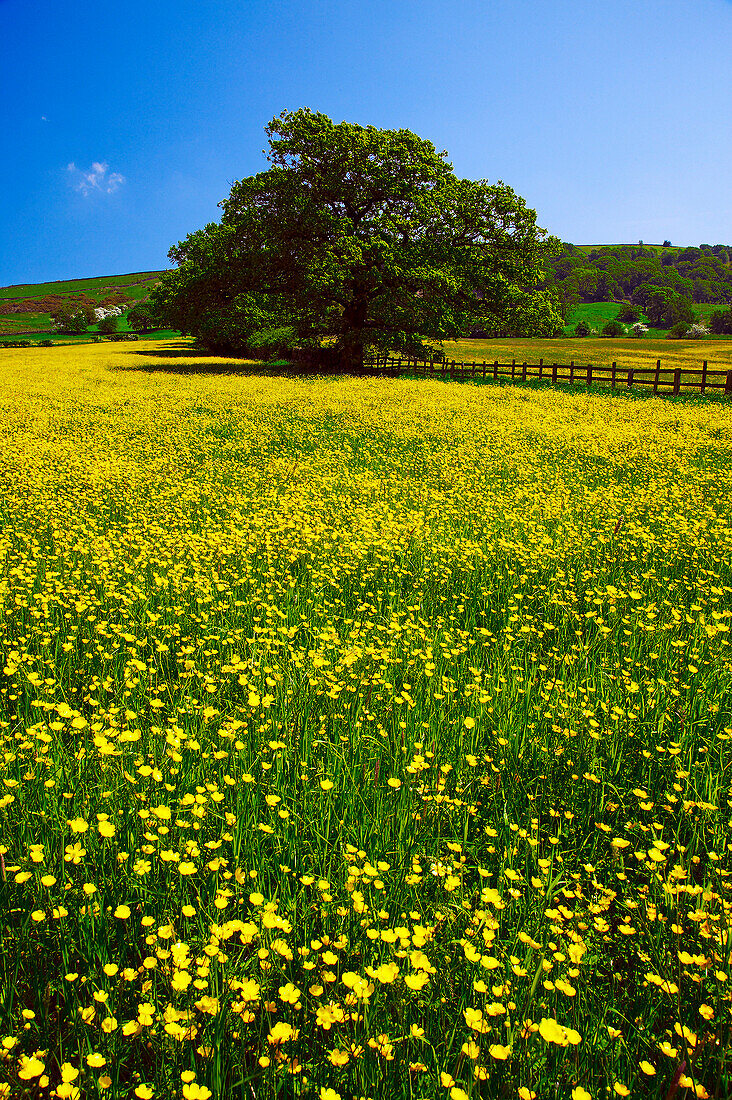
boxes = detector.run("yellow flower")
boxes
[134,1087,154,1099]
[571,1089,592,1100]
[539,1017,567,1046]
[98,820,115,838]
[464,1006,491,1034]
[613,1085,630,1097]
[183,1085,212,1100]
[320,1089,341,1100]
[639,1062,656,1076]
[172,970,192,992]
[367,962,399,984]
[18,1056,45,1080]
[86,1053,106,1068]
[268,1021,298,1045]
[114,904,131,919]
[488,1044,510,1060]
[404,971,430,991]
[450,1088,470,1100]
[320,779,334,791]
[678,1076,709,1099]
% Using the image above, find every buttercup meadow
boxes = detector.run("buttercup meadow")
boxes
[0,341,731,1099]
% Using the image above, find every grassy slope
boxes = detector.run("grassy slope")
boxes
[563,301,729,339]
[0,270,166,301]
[0,270,167,337]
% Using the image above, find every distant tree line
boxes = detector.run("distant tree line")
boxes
[546,243,732,323]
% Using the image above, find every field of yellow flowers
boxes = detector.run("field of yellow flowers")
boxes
[1,340,732,1100]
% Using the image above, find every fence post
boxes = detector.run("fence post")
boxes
[627,369,634,389]
[673,368,681,396]
[551,363,558,384]
[653,359,661,394]
[569,361,574,384]
[587,363,593,386]
[511,359,516,382]
[493,360,498,380]
[701,360,708,394]
[725,369,732,396]
[522,362,527,382]
[538,361,543,381]
[611,362,617,388]
[482,360,487,379]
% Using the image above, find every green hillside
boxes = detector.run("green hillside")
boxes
[0,270,168,340]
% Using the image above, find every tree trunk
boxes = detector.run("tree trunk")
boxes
[339,343,365,373]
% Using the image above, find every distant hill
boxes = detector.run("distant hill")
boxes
[547,243,732,311]
[0,271,167,337]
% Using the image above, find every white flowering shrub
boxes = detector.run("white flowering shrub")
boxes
[93,306,126,321]
[630,322,649,338]
[686,323,709,339]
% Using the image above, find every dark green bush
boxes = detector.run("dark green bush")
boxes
[616,302,640,322]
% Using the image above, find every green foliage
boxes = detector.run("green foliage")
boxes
[154,109,563,364]
[547,241,732,307]
[709,307,732,335]
[126,301,159,333]
[51,305,89,335]
[667,321,691,339]
[97,315,119,335]
[574,320,591,336]
[645,289,695,329]
[616,302,640,322]
[601,319,625,337]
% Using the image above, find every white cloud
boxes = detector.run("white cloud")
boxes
[67,160,125,197]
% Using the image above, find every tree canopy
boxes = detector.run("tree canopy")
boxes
[153,109,562,365]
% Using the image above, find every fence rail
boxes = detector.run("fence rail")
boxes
[363,356,732,396]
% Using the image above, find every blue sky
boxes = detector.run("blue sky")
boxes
[1,0,731,286]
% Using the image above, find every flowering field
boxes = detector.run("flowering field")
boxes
[1,341,732,1100]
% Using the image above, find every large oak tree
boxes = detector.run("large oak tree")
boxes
[153,109,562,366]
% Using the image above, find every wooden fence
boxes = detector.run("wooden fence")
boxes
[363,356,732,396]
